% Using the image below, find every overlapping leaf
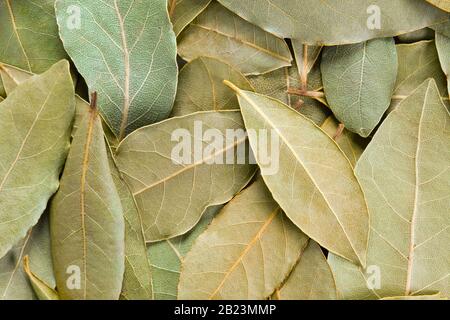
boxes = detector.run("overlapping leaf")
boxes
[178,178,309,300]
[435,32,450,97]
[55,0,178,140]
[115,111,256,242]
[329,79,450,299]
[177,2,292,75]
[426,0,450,12]
[169,0,212,36]
[226,83,369,266]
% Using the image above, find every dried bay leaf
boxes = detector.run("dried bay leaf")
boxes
[177,2,292,76]
[171,57,253,116]
[0,0,67,74]
[50,103,125,300]
[107,149,153,300]
[0,214,55,300]
[291,41,322,87]
[226,83,369,266]
[115,110,256,242]
[23,256,59,300]
[321,38,398,137]
[329,79,450,299]
[0,63,33,95]
[149,205,221,300]
[178,178,309,300]
[55,0,178,140]
[217,0,449,44]
[274,241,337,300]
[0,61,74,259]
[426,0,450,12]
[169,0,211,36]
[435,32,450,97]
[321,116,368,168]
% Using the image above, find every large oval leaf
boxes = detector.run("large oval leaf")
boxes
[321,38,398,137]
[177,2,292,75]
[0,0,67,73]
[55,0,178,140]
[329,79,450,299]
[50,104,125,300]
[149,205,221,300]
[115,111,256,242]
[178,178,309,300]
[171,57,253,116]
[169,0,211,36]
[217,0,449,44]
[226,83,369,266]
[0,61,74,259]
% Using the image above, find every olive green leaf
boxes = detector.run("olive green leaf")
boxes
[168,0,212,36]
[321,116,368,168]
[391,40,449,111]
[248,64,329,126]
[0,214,55,300]
[23,256,59,300]
[171,57,253,116]
[426,0,450,12]
[329,79,450,299]
[0,0,67,73]
[435,32,450,97]
[115,110,256,242]
[50,104,125,300]
[396,28,435,43]
[55,0,178,140]
[107,149,153,300]
[217,0,449,44]
[178,178,309,300]
[149,205,221,300]
[177,2,292,76]
[321,38,398,137]
[273,241,337,300]
[225,82,369,266]
[0,60,74,259]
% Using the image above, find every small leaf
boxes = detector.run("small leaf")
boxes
[50,100,125,300]
[23,256,59,300]
[115,110,256,242]
[274,241,337,300]
[321,38,398,137]
[329,79,450,299]
[149,205,221,300]
[171,57,253,116]
[0,60,74,259]
[169,0,212,36]
[178,178,309,300]
[55,0,178,140]
[177,2,292,75]
[226,82,369,266]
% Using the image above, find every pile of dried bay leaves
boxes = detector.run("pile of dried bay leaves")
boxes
[0,0,449,300]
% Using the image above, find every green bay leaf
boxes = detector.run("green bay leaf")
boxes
[178,178,309,300]
[329,79,450,299]
[51,106,125,300]
[321,38,398,137]
[169,0,212,36]
[226,83,369,266]
[177,2,292,76]
[55,0,178,140]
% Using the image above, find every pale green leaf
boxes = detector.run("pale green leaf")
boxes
[50,107,125,300]
[321,38,398,137]
[55,0,178,140]
[149,205,221,300]
[274,241,337,300]
[171,57,253,116]
[0,61,74,259]
[168,0,212,36]
[217,0,449,44]
[329,79,450,299]
[177,2,292,76]
[226,83,369,266]
[115,110,256,242]
[178,178,309,300]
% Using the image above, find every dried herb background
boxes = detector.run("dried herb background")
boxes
[0,0,449,300]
